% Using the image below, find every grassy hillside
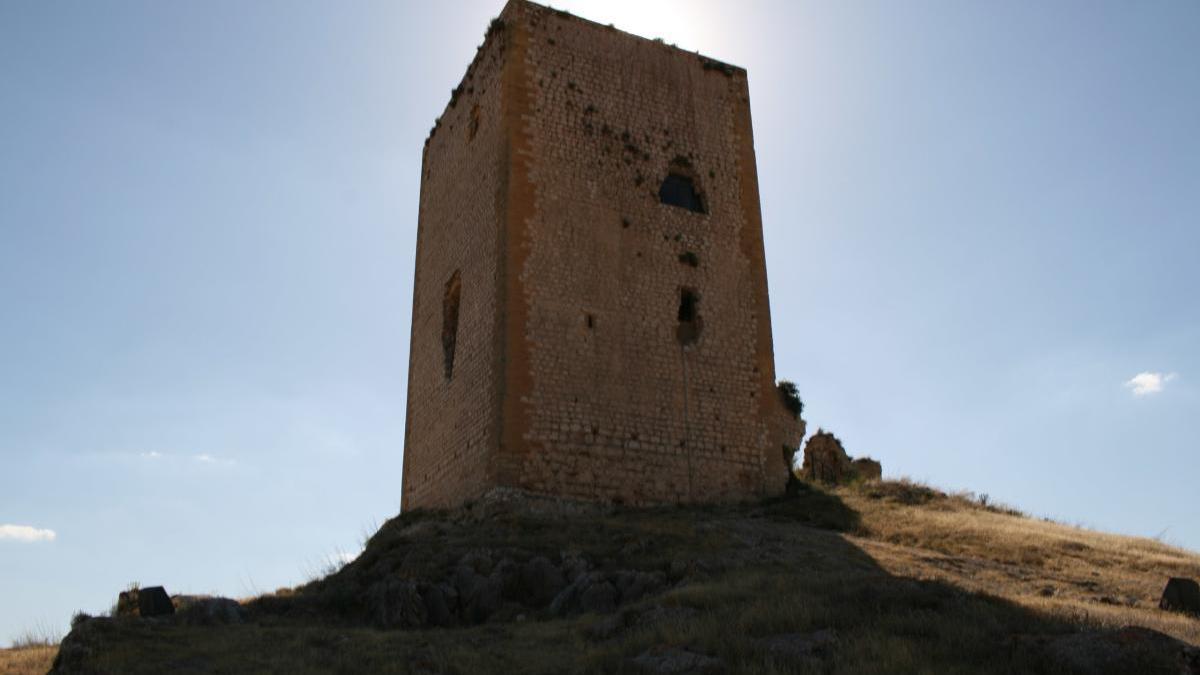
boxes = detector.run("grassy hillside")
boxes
[36,480,1200,674]
[0,644,56,675]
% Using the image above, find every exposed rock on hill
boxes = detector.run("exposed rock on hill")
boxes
[49,481,1200,674]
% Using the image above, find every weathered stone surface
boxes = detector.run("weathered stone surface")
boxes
[631,646,726,674]
[401,0,803,511]
[420,583,455,627]
[613,570,665,604]
[1040,626,1200,675]
[800,432,852,484]
[365,579,427,629]
[758,629,838,663]
[452,564,502,623]
[801,431,881,485]
[851,458,882,481]
[1160,577,1200,615]
[588,604,701,641]
[551,572,605,615]
[579,580,618,614]
[490,557,522,601]
[173,596,244,625]
[561,553,591,583]
[520,556,566,606]
[116,586,175,618]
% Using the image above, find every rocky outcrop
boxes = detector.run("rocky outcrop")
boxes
[1027,626,1200,674]
[172,596,244,625]
[757,629,838,664]
[772,382,807,494]
[1160,577,1200,615]
[365,579,428,629]
[349,545,668,630]
[800,430,882,485]
[115,586,175,618]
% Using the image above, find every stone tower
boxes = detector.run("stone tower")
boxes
[401,1,804,510]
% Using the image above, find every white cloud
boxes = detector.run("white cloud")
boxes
[140,451,162,459]
[192,453,236,466]
[1124,371,1178,396]
[0,524,57,543]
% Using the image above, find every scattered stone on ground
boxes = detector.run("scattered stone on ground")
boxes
[631,646,726,674]
[1160,577,1200,615]
[586,603,701,641]
[758,629,839,664]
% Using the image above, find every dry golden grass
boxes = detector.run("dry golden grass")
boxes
[0,645,58,675]
[841,479,1200,645]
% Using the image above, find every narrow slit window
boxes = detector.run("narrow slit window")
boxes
[659,174,705,213]
[442,271,462,380]
[467,104,480,141]
[676,287,702,345]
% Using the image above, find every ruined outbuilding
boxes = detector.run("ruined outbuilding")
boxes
[401,1,804,510]
[800,431,882,486]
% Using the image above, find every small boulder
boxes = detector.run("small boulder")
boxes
[458,549,495,576]
[758,629,838,663]
[579,580,618,614]
[365,579,427,628]
[561,552,591,583]
[631,646,726,675]
[420,583,455,627]
[453,566,501,623]
[520,556,566,606]
[614,570,665,604]
[490,558,522,601]
[1043,626,1199,675]
[1160,577,1200,615]
[636,604,700,629]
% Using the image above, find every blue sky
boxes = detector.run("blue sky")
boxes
[1,0,1196,644]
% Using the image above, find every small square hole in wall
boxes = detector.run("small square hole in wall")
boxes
[584,313,595,329]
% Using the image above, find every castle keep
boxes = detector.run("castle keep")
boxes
[402,1,804,510]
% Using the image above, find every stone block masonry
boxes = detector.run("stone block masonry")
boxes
[401,0,803,510]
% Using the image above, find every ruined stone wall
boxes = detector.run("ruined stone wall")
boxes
[497,2,791,505]
[401,23,510,510]
[403,1,798,510]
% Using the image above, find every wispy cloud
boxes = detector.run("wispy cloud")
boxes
[0,524,57,543]
[139,451,162,459]
[193,453,236,466]
[1124,371,1178,396]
